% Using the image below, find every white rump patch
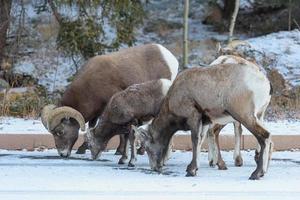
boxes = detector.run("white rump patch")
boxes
[160,79,172,96]
[156,44,179,82]
[243,67,271,115]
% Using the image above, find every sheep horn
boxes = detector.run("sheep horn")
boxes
[41,104,57,130]
[42,105,86,132]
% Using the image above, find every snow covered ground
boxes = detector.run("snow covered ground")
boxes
[0,149,299,200]
[1,117,299,135]
[242,30,300,86]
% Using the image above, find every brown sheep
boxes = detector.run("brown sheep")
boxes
[41,44,178,158]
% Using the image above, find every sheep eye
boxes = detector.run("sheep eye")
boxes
[56,130,64,136]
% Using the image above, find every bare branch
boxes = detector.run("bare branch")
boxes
[183,0,189,70]
[228,0,240,43]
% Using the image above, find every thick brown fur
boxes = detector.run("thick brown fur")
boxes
[46,44,178,157]
[87,79,171,166]
[61,44,172,121]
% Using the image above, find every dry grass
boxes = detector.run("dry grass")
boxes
[0,87,51,119]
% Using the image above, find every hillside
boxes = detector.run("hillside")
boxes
[1,0,300,120]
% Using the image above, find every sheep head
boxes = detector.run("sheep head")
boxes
[41,105,86,157]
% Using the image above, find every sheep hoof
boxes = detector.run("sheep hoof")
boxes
[216,159,228,170]
[118,159,125,165]
[235,156,243,167]
[185,170,197,177]
[249,170,264,180]
[128,162,135,167]
[186,163,197,177]
[118,157,127,165]
[209,160,215,167]
[217,164,228,170]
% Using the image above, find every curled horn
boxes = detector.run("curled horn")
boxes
[41,105,86,132]
[41,104,56,130]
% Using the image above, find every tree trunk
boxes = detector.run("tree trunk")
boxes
[228,0,240,43]
[288,0,292,31]
[183,0,189,70]
[0,0,12,67]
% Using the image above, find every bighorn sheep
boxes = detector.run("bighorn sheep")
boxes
[207,55,274,170]
[206,55,268,170]
[41,44,178,158]
[86,79,172,167]
[135,60,273,180]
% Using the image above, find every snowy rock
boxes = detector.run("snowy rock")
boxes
[235,30,300,87]
[219,30,300,119]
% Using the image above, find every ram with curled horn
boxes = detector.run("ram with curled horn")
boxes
[41,105,86,157]
[41,43,178,158]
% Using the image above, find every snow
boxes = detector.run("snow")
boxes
[14,55,78,93]
[0,149,299,199]
[1,117,299,135]
[242,30,300,86]
[0,117,47,134]
[239,0,255,11]
[177,120,300,135]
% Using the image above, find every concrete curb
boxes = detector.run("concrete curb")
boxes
[0,134,299,151]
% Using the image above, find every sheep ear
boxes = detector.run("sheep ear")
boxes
[131,125,150,141]
[131,125,139,133]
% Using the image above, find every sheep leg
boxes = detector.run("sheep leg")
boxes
[128,129,137,167]
[215,128,228,170]
[118,134,129,164]
[186,112,209,177]
[76,141,88,154]
[115,135,126,155]
[208,125,227,170]
[228,94,272,179]
[163,138,173,165]
[233,121,243,167]
[76,117,98,154]
[239,117,271,180]
[254,104,272,169]
[208,128,217,167]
